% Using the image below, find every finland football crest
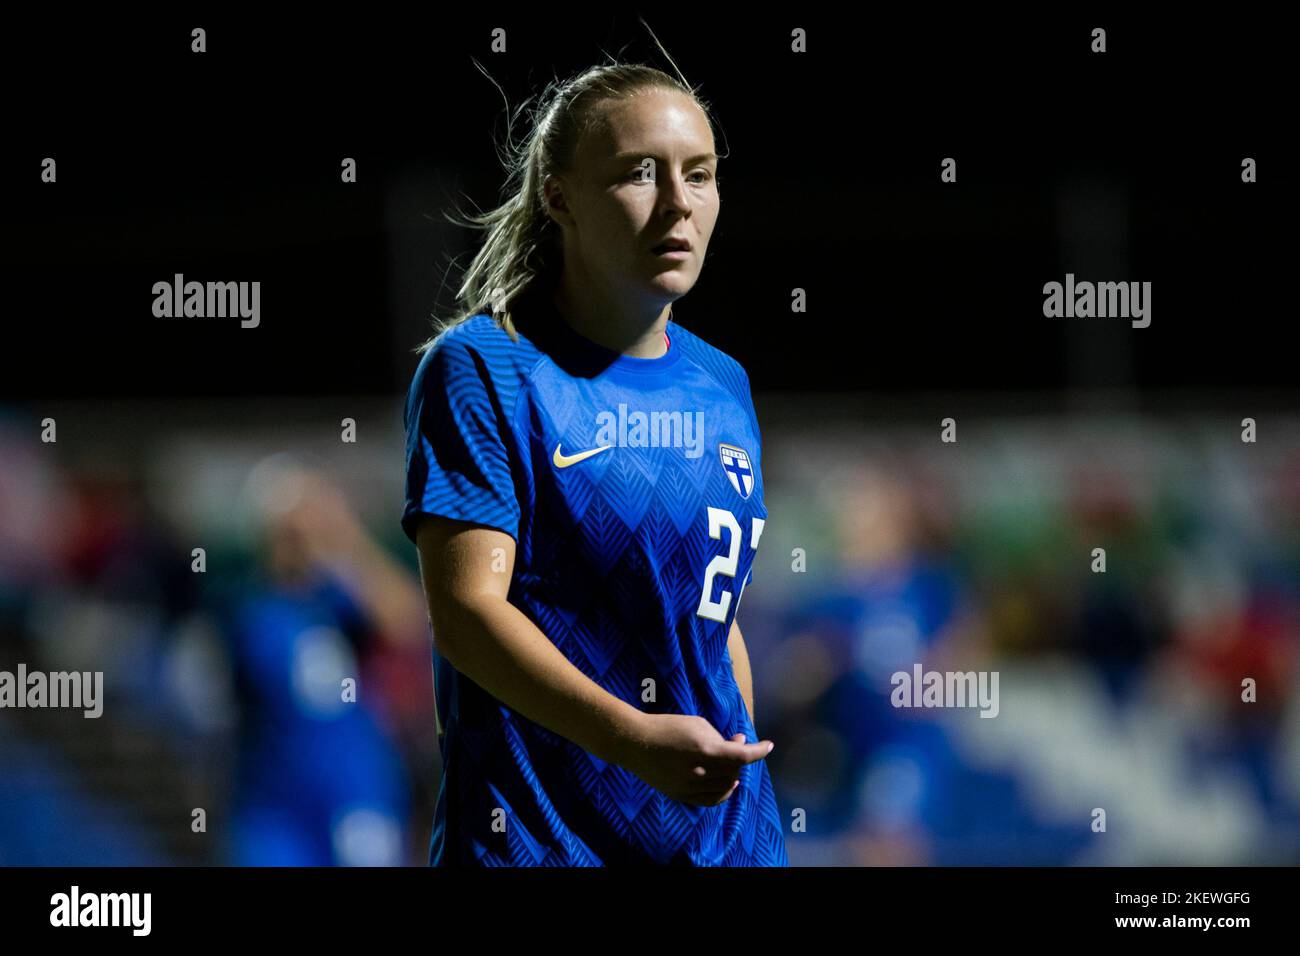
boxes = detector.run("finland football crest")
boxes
[719,443,754,499]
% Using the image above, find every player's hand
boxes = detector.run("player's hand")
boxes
[619,713,774,806]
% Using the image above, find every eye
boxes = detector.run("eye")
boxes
[689,170,712,184]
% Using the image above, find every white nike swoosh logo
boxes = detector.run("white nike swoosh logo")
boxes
[553,443,614,468]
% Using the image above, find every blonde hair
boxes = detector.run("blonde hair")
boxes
[415,41,722,353]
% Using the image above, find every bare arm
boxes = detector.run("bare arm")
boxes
[728,618,756,728]
[275,472,429,648]
[324,533,429,648]
[414,514,647,767]
[413,513,775,805]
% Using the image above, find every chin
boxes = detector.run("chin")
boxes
[647,271,697,298]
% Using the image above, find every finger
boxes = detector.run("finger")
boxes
[706,779,742,805]
[689,763,741,785]
[686,771,742,795]
[709,739,774,771]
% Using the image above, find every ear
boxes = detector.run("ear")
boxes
[543,175,574,229]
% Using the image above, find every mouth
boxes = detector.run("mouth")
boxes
[651,238,693,255]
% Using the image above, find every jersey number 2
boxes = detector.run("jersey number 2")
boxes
[696,506,765,623]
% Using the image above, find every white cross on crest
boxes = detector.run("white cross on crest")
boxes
[719,443,754,499]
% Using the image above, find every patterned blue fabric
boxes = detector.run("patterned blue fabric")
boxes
[402,300,787,865]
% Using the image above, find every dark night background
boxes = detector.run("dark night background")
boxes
[3,11,1298,871]
[5,11,1289,406]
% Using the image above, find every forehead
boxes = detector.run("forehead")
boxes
[580,88,714,160]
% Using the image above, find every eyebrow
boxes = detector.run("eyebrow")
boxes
[613,152,718,165]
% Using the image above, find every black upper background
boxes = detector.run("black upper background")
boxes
[4,11,1289,405]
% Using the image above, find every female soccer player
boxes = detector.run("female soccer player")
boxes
[401,61,788,865]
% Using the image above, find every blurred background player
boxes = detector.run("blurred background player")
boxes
[226,457,426,865]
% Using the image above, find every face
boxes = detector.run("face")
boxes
[546,87,720,304]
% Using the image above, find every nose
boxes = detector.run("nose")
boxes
[658,169,691,218]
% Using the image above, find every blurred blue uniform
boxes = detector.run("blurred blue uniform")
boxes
[228,571,409,865]
[786,559,1091,863]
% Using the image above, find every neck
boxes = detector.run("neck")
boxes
[553,266,671,358]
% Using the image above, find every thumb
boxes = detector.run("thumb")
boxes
[719,737,775,767]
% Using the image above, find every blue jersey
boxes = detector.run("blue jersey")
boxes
[401,300,788,866]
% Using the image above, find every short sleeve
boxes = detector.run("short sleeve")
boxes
[738,364,766,491]
[313,571,370,643]
[740,366,762,450]
[740,365,764,590]
[401,332,521,545]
